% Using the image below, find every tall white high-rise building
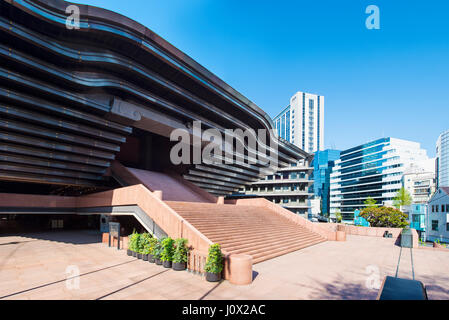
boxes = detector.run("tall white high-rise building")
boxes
[436,129,449,188]
[273,91,324,153]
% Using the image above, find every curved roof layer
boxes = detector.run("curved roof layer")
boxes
[0,0,309,195]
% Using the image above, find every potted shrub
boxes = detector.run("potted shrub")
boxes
[153,238,163,265]
[204,243,223,282]
[127,231,138,256]
[172,238,188,271]
[136,233,143,259]
[148,237,158,263]
[141,233,152,261]
[161,237,174,268]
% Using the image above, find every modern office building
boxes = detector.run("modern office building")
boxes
[273,91,324,153]
[427,187,449,243]
[231,158,314,217]
[313,149,341,216]
[329,138,431,222]
[436,129,449,189]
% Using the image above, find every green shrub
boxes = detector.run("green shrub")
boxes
[140,233,153,254]
[147,237,158,255]
[153,238,163,260]
[135,233,144,253]
[204,243,223,274]
[161,237,174,262]
[173,238,188,264]
[128,230,139,252]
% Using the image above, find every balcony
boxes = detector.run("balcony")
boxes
[253,177,311,184]
[246,190,313,197]
[280,201,310,209]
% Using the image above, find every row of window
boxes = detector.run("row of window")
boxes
[431,204,449,213]
[265,172,307,180]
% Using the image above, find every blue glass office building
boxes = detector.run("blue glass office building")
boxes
[329,137,431,222]
[313,149,341,215]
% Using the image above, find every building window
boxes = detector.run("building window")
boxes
[432,205,435,212]
[443,205,446,212]
[446,204,449,212]
[432,220,439,231]
[436,205,439,213]
[447,223,449,232]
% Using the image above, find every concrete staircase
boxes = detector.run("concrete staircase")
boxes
[165,201,326,264]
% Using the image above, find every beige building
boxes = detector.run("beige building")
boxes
[402,160,436,204]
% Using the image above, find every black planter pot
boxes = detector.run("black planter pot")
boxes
[127,249,132,256]
[137,253,142,259]
[132,251,137,257]
[155,258,162,265]
[148,254,155,263]
[163,261,172,268]
[142,254,148,261]
[172,262,186,271]
[206,272,221,282]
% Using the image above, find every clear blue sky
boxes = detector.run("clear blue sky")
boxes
[75,0,449,157]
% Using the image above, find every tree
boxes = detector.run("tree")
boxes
[393,187,412,209]
[364,197,378,208]
[359,207,408,228]
[334,210,342,223]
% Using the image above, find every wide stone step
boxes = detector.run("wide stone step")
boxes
[251,238,327,264]
[218,233,320,251]
[221,233,323,253]
[230,236,324,257]
[164,200,327,264]
[187,221,298,230]
[215,228,311,246]
[198,225,303,238]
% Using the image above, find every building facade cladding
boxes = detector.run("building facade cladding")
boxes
[313,149,341,215]
[273,91,324,154]
[436,129,449,189]
[329,137,431,222]
[0,0,309,197]
[232,159,314,217]
[427,188,449,243]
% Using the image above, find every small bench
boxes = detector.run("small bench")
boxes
[377,276,428,300]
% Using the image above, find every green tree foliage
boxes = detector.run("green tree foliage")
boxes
[364,197,378,208]
[173,238,188,264]
[204,243,224,274]
[359,206,409,228]
[335,210,342,223]
[393,187,412,209]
